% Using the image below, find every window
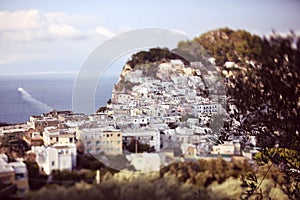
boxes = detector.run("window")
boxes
[69,137,73,143]
[117,133,120,137]
[51,161,55,166]
[117,140,121,144]
[15,173,25,180]
[56,137,59,142]
[107,134,109,137]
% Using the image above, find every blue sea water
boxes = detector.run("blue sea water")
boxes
[0,75,117,124]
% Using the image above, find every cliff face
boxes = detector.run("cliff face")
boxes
[111,56,209,103]
[112,48,205,95]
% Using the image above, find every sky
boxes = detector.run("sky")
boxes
[0,0,299,77]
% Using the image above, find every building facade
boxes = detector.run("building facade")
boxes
[77,127,122,155]
[31,144,76,175]
[43,127,76,146]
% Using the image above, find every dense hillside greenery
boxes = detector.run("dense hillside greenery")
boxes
[127,48,190,68]
[26,158,291,200]
[194,27,264,66]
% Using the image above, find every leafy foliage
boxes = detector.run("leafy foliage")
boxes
[96,106,107,113]
[195,28,300,199]
[127,48,189,68]
[195,27,264,66]
[126,138,154,153]
[26,175,195,200]
[160,158,252,186]
[226,32,300,172]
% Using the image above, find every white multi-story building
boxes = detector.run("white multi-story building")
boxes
[194,104,219,115]
[31,144,76,175]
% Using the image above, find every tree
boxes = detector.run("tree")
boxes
[96,106,107,113]
[226,32,300,166]
[126,138,154,153]
[194,27,264,66]
[195,28,300,199]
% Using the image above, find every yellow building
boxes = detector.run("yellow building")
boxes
[43,127,76,146]
[77,127,122,155]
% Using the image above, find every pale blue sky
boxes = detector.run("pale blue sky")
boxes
[0,0,299,76]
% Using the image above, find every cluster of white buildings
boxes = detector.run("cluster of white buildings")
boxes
[0,60,258,175]
[108,60,230,158]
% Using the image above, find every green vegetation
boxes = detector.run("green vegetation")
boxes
[127,48,189,68]
[26,158,292,200]
[96,106,107,113]
[126,138,155,153]
[175,40,212,65]
[26,174,195,200]
[123,80,139,91]
[194,27,264,66]
[0,122,11,127]
[160,158,252,186]
[180,114,196,122]
[223,31,299,174]
[24,160,48,190]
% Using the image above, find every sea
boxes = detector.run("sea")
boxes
[0,74,118,124]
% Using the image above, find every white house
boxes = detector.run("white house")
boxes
[126,153,160,172]
[211,140,241,155]
[32,144,76,175]
[132,117,151,127]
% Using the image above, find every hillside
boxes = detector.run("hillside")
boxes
[194,27,264,66]
[98,28,300,199]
